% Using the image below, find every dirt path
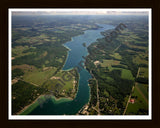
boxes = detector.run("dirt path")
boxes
[123,67,140,115]
[113,44,121,53]
[136,67,141,78]
[90,70,100,115]
[92,106,99,113]
[123,85,135,115]
[20,79,40,87]
[95,78,100,115]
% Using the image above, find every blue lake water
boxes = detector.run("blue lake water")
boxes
[28,24,114,115]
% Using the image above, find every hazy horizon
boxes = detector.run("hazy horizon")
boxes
[11,9,149,16]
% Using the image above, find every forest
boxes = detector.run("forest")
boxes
[84,15,149,115]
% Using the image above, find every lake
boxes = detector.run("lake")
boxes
[24,24,114,115]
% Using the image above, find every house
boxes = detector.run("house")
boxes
[130,99,135,104]
[94,61,100,66]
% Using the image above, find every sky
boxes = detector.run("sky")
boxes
[11,9,149,15]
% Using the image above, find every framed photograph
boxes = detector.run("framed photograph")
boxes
[9,8,151,120]
[0,0,160,127]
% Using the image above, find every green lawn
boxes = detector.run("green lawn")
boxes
[54,70,76,92]
[101,59,120,67]
[107,67,134,80]
[12,45,36,58]
[137,83,148,100]
[104,90,109,97]
[41,69,77,98]
[126,84,148,115]
[106,76,114,83]
[109,53,122,60]
[121,69,135,80]
[23,67,57,86]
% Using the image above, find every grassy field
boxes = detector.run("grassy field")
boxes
[139,67,148,78]
[45,70,75,92]
[109,53,122,60]
[101,59,120,67]
[133,55,148,65]
[42,69,77,98]
[118,30,147,44]
[123,42,147,50]
[12,64,37,73]
[136,83,148,100]
[12,45,36,58]
[107,66,134,81]
[23,67,57,86]
[121,69,135,80]
[104,90,110,97]
[15,34,50,44]
[106,76,114,83]
[56,58,63,63]
[126,83,148,115]
[55,70,75,92]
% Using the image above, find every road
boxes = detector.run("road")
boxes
[123,67,140,115]
[95,78,100,115]
[90,70,100,115]
[113,44,121,53]
[123,85,135,115]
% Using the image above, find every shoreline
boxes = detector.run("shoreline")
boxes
[51,95,73,101]
[18,24,107,115]
[16,94,44,115]
[62,44,71,51]
[18,94,74,115]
